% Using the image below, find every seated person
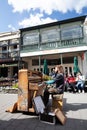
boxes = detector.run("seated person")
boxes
[43,65,65,106]
[64,73,70,92]
[49,68,55,78]
[75,72,85,93]
[66,73,76,93]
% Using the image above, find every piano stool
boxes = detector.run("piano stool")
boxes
[52,94,63,110]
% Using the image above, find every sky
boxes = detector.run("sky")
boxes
[0,0,87,33]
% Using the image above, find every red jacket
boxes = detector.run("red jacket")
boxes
[67,76,76,83]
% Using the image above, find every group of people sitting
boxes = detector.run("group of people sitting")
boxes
[65,72,85,93]
[41,65,85,106]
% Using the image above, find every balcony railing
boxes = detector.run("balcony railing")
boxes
[21,38,86,53]
[0,51,19,59]
[61,38,84,48]
[21,44,39,52]
[0,48,19,54]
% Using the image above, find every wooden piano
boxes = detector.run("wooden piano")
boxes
[17,69,44,113]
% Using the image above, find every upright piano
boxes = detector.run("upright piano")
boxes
[17,69,44,112]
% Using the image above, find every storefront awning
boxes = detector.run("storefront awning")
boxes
[0,64,18,68]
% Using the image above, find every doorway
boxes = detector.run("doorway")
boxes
[1,67,8,77]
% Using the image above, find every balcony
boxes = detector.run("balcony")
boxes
[0,51,19,59]
[9,48,19,53]
[0,50,7,54]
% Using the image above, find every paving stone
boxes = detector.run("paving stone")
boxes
[0,93,87,130]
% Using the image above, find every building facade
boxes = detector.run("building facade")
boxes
[0,31,20,78]
[20,15,87,76]
[0,15,87,78]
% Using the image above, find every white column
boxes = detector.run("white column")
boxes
[60,54,63,64]
[82,52,87,76]
[39,56,41,71]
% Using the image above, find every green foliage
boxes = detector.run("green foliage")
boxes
[43,74,52,81]
[12,83,18,89]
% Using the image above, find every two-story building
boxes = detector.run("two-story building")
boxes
[19,15,87,76]
[0,31,20,78]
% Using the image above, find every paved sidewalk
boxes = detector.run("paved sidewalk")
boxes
[0,92,87,130]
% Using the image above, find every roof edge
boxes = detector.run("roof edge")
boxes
[20,15,87,32]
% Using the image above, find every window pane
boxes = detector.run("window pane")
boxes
[61,25,83,40]
[23,32,39,45]
[41,29,60,43]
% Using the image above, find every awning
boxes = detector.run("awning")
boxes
[43,59,49,75]
[73,56,80,74]
[0,64,18,68]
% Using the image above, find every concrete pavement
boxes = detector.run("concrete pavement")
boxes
[0,92,87,130]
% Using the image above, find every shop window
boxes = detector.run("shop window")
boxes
[2,46,7,51]
[14,45,17,49]
[40,68,43,72]
[34,68,36,71]
[63,57,74,64]
[65,67,68,75]
[32,59,39,66]
[37,68,39,71]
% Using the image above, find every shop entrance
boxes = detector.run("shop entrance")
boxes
[0,67,8,77]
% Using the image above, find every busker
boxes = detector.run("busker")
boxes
[43,65,65,106]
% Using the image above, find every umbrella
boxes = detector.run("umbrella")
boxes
[73,56,80,76]
[43,59,49,76]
